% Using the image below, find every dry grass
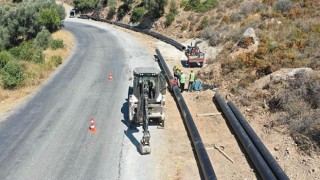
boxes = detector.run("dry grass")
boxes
[267,72,320,155]
[0,30,74,112]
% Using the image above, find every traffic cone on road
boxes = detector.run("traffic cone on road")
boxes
[108,73,113,81]
[89,117,96,133]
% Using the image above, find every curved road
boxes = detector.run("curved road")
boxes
[0,19,161,179]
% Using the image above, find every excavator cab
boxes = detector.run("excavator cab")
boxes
[128,67,166,154]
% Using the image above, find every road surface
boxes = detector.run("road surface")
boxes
[0,19,162,180]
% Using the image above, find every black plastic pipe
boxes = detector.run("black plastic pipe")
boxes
[156,49,216,180]
[215,93,277,180]
[228,102,289,180]
[155,49,174,85]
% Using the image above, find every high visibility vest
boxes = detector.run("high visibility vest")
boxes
[189,72,195,82]
[180,74,186,83]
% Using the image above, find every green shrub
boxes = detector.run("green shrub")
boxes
[195,4,206,13]
[33,50,44,63]
[1,61,24,89]
[19,41,35,61]
[34,29,52,50]
[0,51,13,69]
[50,55,62,67]
[8,47,21,59]
[199,16,209,30]
[39,8,62,32]
[165,12,176,27]
[50,39,64,49]
[130,7,146,23]
[184,0,219,13]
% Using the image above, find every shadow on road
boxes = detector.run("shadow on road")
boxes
[121,99,140,153]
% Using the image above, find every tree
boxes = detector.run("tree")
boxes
[38,8,62,32]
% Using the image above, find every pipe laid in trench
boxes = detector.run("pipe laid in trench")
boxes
[228,102,289,180]
[156,49,216,180]
[214,93,276,180]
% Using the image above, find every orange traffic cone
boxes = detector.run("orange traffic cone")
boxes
[89,117,96,132]
[108,73,113,81]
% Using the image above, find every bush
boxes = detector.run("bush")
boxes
[73,0,100,11]
[1,61,24,89]
[231,13,245,22]
[221,60,246,74]
[273,0,292,14]
[107,6,116,20]
[33,50,44,63]
[0,51,13,69]
[34,29,52,50]
[39,8,62,32]
[130,7,146,23]
[196,0,219,13]
[199,16,209,30]
[165,0,178,27]
[50,39,64,49]
[19,41,35,61]
[181,22,189,31]
[165,12,176,27]
[8,47,21,59]
[209,33,221,46]
[184,0,218,12]
[50,55,62,67]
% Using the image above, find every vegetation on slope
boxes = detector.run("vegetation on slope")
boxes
[0,0,66,90]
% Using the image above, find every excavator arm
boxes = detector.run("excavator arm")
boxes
[139,82,151,154]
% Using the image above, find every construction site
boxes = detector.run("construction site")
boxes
[0,0,319,179]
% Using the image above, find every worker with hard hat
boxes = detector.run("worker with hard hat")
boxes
[179,71,186,92]
[188,69,196,92]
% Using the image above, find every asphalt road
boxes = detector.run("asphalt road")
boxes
[0,19,161,180]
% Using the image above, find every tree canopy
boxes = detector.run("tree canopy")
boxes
[0,0,65,50]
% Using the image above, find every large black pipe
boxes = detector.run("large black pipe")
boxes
[228,102,289,180]
[156,49,216,180]
[215,93,276,180]
[155,49,174,84]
